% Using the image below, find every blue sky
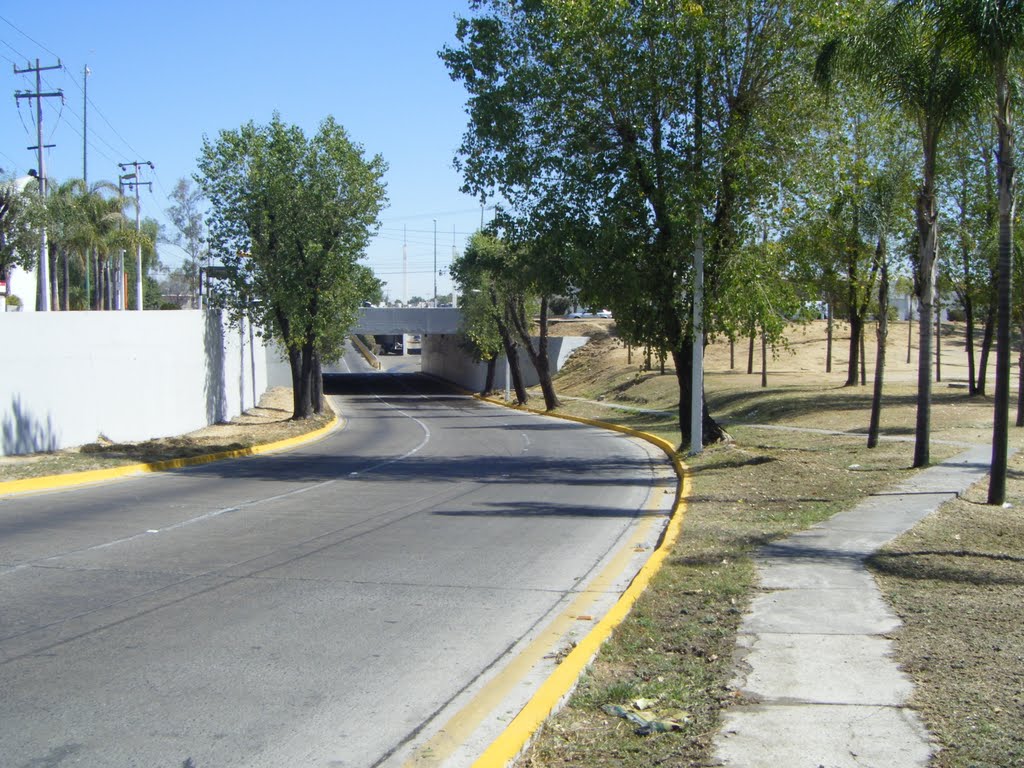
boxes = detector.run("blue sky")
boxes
[0,2,488,303]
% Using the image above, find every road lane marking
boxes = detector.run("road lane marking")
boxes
[1,395,433,578]
[400,449,672,768]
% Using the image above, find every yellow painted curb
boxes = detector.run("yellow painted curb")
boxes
[469,396,689,768]
[0,412,340,497]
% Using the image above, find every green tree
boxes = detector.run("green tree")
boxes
[443,0,823,446]
[0,180,39,295]
[940,113,997,396]
[196,114,388,419]
[817,1,983,467]
[451,232,534,405]
[125,216,163,310]
[935,0,1024,503]
[165,178,207,308]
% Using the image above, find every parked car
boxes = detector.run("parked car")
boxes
[564,308,613,319]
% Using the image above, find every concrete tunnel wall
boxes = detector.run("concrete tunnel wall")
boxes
[0,309,267,457]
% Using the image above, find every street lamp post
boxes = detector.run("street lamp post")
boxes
[433,218,438,307]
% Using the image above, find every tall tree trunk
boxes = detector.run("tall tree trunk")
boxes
[50,244,59,311]
[729,337,735,369]
[293,342,315,419]
[1016,328,1024,428]
[85,248,92,309]
[988,67,1015,505]
[747,329,755,374]
[93,253,102,310]
[673,345,729,447]
[965,290,977,395]
[501,334,528,405]
[826,301,834,372]
[287,346,302,416]
[483,357,496,395]
[960,189,978,394]
[846,313,862,386]
[62,250,70,311]
[312,350,324,415]
[907,294,914,365]
[508,294,560,410]
[868,239,889,448]
[912,153,939,469]
[760,326,767,388]
[978,295,996,396]
[491,291,528,405]
[935,291,942,383]
[860,325,867,386]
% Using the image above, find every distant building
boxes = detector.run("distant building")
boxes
[890,293,950,323]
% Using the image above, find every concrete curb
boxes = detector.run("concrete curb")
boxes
[0,412,340,498]
[468,395,689,768]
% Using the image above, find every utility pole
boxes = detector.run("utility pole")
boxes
[14,59,64,312]
[452,224,457,307]
[83,66,92,302]
[433,218,437,307]
[119,161,154,311]
[82,65,89,185]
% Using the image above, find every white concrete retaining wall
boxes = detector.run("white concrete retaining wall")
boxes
[0,309,267,456]
[421,333,588,392]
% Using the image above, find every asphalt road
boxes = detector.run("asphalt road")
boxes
[0,361,671,768]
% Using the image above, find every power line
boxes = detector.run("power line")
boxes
[56,66,144,157]
[1,38,28,60]
[41,103,121,171]
[41,91,125,168]
[14,57,63,312]
[379,206,488,222]
[0,147,20,169]
[2,20,151,187]
[0,13,60,59]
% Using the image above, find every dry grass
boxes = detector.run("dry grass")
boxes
[3,319,1020,766]
[518,319,1021,767]
[870,463,1024,768]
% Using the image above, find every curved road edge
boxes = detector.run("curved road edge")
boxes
[0,410,342,498]
[459,397,690,768]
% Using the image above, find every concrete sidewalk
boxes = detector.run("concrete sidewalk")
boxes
[713,445,994,768]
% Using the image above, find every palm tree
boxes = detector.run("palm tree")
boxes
[45,179,90,311]
[817,2,984,467]
[935,0,1024,502]
[78,184,131,310]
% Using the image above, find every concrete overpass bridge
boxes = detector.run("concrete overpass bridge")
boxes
[314,305,587,395]
[352,307,463,336]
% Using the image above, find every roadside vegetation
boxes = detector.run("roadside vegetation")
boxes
[514,319,1021,768]
[1,317,1019,765]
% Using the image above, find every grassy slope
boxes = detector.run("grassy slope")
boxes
[518,320,1021,767]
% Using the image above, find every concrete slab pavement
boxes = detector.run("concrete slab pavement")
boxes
[713,445,993,768]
